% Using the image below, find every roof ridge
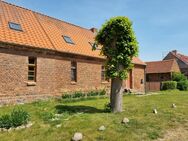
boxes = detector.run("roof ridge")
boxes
[1,0,92,32]
[170,51,188,65]
[146,59,175,63]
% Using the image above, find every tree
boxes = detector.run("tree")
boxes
[94,17,139,113]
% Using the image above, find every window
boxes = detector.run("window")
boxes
[63,36,74,44]
[8,22,22,31]
[146,75,149,82]
[101,65,108,82]
[28,57,37,81]
[71,61,77,82]
[141,79,144,84]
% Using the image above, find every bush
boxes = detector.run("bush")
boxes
[104,102,111,112]
[0,108,30,129]
[172,72,187,82]
[62,89,106,99]
[161,81,177,90]
[72,91,85,98]
[177,80,188,91]
[87,91,98,97]
[0,115,12,129]
[11,108,30,127]
[99,89,106,96]
[40,112,54,122]
[62,93,72,99]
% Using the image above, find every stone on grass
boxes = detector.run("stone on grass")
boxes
[98,125,106,131]
[153,109,158,114]
[25,122,33,128]
[72,132,83,141]
[2,128,8,132]
[56,124,62,128]
[172,103,176,108]
[55,114,63,118]
[122,117,129,124]
[51,117,59,121]
[8,128,12,132]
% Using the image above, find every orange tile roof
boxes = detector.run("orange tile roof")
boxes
[0,0,145,65]
[146,59,180,74]
[132,57,146,65]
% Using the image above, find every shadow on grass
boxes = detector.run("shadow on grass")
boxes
[55,105,105,114]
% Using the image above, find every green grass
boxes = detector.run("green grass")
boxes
[0,90,187,141]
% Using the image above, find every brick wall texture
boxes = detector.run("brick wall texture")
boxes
[0,46,145,104]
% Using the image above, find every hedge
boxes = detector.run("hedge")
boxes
[177,80,188,91]
[161,81,177,90]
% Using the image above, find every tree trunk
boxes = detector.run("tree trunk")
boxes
[110,78,123,113]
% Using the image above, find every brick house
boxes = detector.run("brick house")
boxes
[146,59,180,91]
[163,50,188,78]
[0,1,146,104]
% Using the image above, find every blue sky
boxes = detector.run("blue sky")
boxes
[6,0,188,61]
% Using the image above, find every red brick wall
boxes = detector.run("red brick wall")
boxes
[133,65,146,93]
[123,65,146,93]
[0,46,145,104]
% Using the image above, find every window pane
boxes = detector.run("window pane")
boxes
[29,66,35,71]
[63,36,74,44]
[29,58,35,64]
[9,22,22,31]
[28,76,34,80]
[28,57,37,82]
[71,69,76,81]
[28,72,34,76]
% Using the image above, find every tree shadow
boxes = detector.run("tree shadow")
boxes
[55,105,105,114]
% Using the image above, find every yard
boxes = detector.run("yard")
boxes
[0,90,188,141]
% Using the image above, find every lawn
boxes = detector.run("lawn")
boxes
[0,90,188,141]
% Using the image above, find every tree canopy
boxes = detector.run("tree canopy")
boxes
[95,16,139,80]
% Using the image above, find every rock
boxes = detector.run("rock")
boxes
[20,125,25,129]
[55,114,63,117]
[72,132,83,141]
[172,104,176,108]
[98,125,105,131]
[25,122,33,128]
[2,128,8,132]
[8,128,12,132]
[153,109,157,114]
[56,124,62,128]
[122,117,129,124]
[51,117,59,121]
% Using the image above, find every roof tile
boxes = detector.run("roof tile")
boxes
[0,0,144,65]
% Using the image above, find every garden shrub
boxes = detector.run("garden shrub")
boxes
[0,114,12,129]
[72,91,85,98]
[161,81,177,90]
[172,72,187,82]
[62,93,72,99]
[99,89,106,96]
[11,108,30,127]
[62,89,106,99]
[40,112,54,122]
[87,91,99,97]
[177,80,188,91]
[104,102,111,112]
[172,72,188,91]
[0,108,30,129]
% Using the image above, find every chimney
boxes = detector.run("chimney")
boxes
[172,50,177,54]
[90,28,97,34]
